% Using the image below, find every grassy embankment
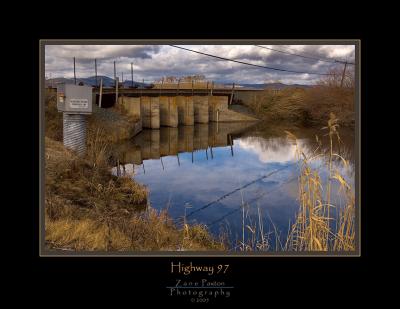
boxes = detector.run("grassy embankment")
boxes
[240,70,355,127]
[44,90,224,251]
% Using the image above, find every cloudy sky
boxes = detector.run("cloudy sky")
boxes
[45,44,355,85]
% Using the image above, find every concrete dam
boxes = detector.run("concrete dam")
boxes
[93,91,258,131]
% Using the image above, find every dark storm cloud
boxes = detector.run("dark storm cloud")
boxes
[45,44,355,84]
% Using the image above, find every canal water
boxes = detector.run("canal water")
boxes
[111,121,355,250]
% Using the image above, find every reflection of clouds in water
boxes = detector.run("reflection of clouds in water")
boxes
[116,127,355,246]
[237,136,354,186]
[236,137,312,164]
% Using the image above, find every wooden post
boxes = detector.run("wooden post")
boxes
[229,134,234,156]
[192,80,194,96]
[229,82,235,105]
[99,78,103,108]
[160,157,164,170]
[73,57,76,85]
[177,78,180,96]
[211,81,214,96]
[95,59,98,87]
[340,61,348,88]
[131,63,134,88]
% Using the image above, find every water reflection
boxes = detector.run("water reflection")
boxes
[111,122,355,248]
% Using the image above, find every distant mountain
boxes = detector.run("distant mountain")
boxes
[236,83,313,90]
[45,76,148,88]
[46,77,312,90]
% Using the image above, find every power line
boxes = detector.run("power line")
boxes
[169,45,333,76]
[254,45,355,65]
[185,163,296,219]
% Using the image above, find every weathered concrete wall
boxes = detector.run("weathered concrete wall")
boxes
[119,96,141,119]
[159,96,178,127]
[217,109,258,122]
[141,96,160,129]
[177,96,194,126]
[209,96,229,122]
[193,96,209,123]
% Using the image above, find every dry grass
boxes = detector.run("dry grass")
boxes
[44,90,63,141]
[88,104,139,144]
[234,113,355,252]
[45,136,224,251]
[285,113,355,251]
[242,83,355,127]
[44,91,223,251]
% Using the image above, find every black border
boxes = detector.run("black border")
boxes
[27,31,373,302]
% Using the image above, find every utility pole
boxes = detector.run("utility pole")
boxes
[73,57,76,85]
[340,61,348,88]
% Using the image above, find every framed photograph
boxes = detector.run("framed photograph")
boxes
[38,39,362,302]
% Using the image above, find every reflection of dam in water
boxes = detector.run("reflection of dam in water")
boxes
[110,121,355,248]
[112,122,256,170]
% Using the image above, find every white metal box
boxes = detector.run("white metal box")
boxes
[57,84,92,114]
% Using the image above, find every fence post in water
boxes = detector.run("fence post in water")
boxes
[229,134,234,156]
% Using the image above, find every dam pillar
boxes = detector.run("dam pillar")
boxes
[177,96,194,126]
[141,96,160,129]
[193,96,209,123]
[159,96,178,127]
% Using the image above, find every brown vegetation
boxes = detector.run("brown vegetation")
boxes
[242,69,355,127]
[44,90,223,251]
